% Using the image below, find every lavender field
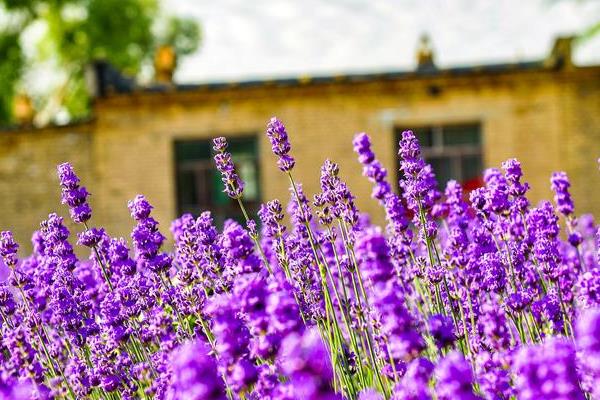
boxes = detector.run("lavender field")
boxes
[0,117,599,399]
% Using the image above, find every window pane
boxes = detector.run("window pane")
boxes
[175,135,260,222]
[442,124,480,146]
[395,122,481,192]
[428,156,454,189]
[461,154,483,190]
[196,165,213,207]
[414,127,434,148]
[238,156,259,201]
[228,137,256,154]
[213,168,230,206]
[177,169,198,207]
[174,141,211,162]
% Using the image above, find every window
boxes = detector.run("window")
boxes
[395,123,483,191]
[174,136,260,225]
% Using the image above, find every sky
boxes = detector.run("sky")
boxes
[165,0,600,84]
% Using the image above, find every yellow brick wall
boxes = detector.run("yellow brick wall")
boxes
[0,126,93,251]
[1,66,599,253]
[562,71,600,218]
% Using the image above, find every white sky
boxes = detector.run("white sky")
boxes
[165,0,600,83]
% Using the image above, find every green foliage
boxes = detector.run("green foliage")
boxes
[0,31,24,124]
[161,16,201,57]
[44,0,158,74]
[580,21,600,41]
[0,0,201,125]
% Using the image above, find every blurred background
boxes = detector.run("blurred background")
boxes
[1,0,599,251]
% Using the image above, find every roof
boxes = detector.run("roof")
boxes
[90,36,596,97]
[91,59,554,97]
[5,36,594,131]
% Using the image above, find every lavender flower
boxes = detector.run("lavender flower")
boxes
[444,180,469,229]
[0,231,19,268]
[435,352,481,400]
[356,228,425,362]
[57,162,92,223]
[77,227,105,248]
[392,357,434,400]
[502,158,529,212]
[2,118,600,400]
[353,133,375,164]
[0,374,40,400]
[353,132,391,201]
[483,168,510,215]
[266,117,295,172]
[167,340,227,400]
[551,171,575,217]
[128,195,171,273]
[513,338,584,400]
[320,159,359,226]
[576,308,600,381]
[428,314,455,349]
[398,130,440,241]
[475,351,513,400]
[213,137,244,198]
[206,293,257,392]
[258,200,286,238]
[279,328,342,400]
[478,297,511,351]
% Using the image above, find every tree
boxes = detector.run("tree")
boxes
[0,17,25,124]
[0,0,200,125]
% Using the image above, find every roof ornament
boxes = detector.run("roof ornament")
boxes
[545,36,575,70]
[13,93,35,127]
[416,33,436,71]
[154,45,177,85]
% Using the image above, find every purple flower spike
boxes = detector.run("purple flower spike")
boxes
[398,130,440,238]
[128,195,170,273]
[258,199,286,238]
[57,162,92,223]
[356,228,425,362]
[576,308,600,378]
[127,194,153,220]
[353,132,375,165]
[0,231,19,268]
[266,117,295,172]
[279,328,342,400]
[212,137,228,153]
[77,227,105,247]
[514,338,584,400]
[502,158,530,211]
[354,132,391,202]
[168,340,227,400]
[551,171,575,217]
[3,123,600,400]
[428,314,455,349]
[435,352,481,400]
[392,357,434,399]
[212,137,245,198]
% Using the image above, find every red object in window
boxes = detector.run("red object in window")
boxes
[462,176,484,191]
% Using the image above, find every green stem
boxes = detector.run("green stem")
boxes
[83,222,114,292]
[338,220,387,396]
[287,172,372,397]
[236,197,273,274]
[326,229,368,389]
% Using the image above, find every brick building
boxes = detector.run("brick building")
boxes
[1,37,599,251]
